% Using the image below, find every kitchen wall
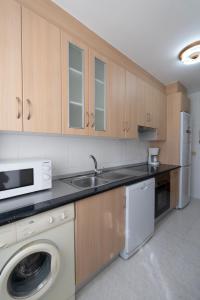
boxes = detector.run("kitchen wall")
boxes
[0,133,149,176]
[190,91,200,199]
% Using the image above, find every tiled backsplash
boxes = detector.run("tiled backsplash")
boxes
[0,133,149,176]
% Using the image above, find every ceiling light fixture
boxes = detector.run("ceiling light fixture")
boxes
[179,41,200,65]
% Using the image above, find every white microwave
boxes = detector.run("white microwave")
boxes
[0,159,52,200]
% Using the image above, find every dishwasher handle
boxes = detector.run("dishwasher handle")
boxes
[141,184,149,190]
[126,178,155,193]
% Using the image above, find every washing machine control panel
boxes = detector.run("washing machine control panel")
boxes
[0,204,74,248]
[16,204,74,242]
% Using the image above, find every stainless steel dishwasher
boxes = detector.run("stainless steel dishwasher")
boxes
[120,178,155,259]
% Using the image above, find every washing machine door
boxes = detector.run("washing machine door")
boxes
[0,241,60,300]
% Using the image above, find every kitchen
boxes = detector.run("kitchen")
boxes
[0,0,199,299]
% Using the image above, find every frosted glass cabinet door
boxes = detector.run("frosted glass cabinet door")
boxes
[89,50,109,136]
[61,33,89,135]
[95,58,106,131]
[69,43,84,128]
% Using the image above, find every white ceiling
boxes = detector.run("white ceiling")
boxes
[53,0,200,93]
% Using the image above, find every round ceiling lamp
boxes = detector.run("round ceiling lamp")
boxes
[179,41,200,65]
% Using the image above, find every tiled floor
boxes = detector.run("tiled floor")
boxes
[76,198,200,300]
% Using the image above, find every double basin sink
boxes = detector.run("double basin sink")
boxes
[62,168,146,189]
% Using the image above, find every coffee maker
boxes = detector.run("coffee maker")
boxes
[148,148,160,166]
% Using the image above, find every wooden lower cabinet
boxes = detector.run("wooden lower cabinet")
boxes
[75,187,125,286]
[170,169,180,208]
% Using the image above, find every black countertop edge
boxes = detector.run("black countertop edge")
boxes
[0,164,180,226]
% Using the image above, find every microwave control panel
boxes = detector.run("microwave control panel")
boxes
[41,161,52,189]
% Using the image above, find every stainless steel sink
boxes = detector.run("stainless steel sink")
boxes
[62,175,109,189]
[61,167,147,190]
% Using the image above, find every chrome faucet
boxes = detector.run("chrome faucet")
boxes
[89,155,101,175]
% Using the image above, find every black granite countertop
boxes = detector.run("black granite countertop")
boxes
[0,163,179,226]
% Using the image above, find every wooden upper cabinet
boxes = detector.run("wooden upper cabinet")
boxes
[181,94,190,113]
[150,87,159,129]
[110,62,126,138]
[0,0,22,131]
[136,78,144,126]
[125,71,137,139]
[171,92,190,114]
[156,91,167,141]
[152,88,166,141]
[22,7,61,134]
[89,50,110,137]
[0,1,168,138]
[61,32,89,136]
[137,78,155,128]
[147,85,158,128]
[137,77,167,140]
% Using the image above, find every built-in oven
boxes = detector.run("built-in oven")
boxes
[155,172,170,219]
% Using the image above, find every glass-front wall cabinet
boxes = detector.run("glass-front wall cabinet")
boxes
[94,57,106,131]
[62,33,109,136]
[62,33,89,135]
[89,50,109,136]
[69,43,84,129]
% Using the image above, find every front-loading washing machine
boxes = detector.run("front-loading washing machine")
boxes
[0,203,75,300]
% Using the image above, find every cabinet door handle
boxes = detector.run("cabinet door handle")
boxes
[16,97,22,119]
[91,113,95,128]
[123,121,126,132]
[86,112,90,127]
[26,99,31,120]
[126,121,130,132]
